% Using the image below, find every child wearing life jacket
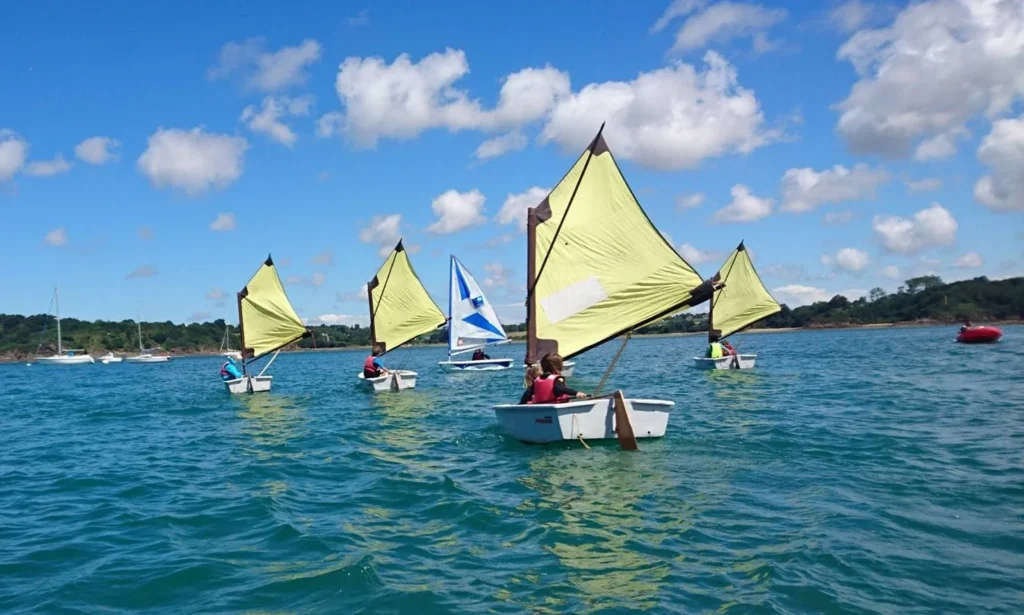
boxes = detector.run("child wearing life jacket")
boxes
[519,353,586,404]
[220,357,243,381]
[363,345,388,378]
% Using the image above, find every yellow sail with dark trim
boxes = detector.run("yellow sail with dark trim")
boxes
[369,240,446,353]
[239,255,309,361]
[710,242,780,339]
[527,127,711,362]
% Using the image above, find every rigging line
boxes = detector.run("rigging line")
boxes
[592,330,632,397]
[525,122,605,306]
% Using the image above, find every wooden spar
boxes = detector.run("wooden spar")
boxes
[613,391,639,451]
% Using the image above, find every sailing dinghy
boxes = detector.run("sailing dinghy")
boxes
[693,242,780,370]
[358,240,446,392]
[438,255,514,372]
[34,286,94,365]
[493,124,714,446]
[226,255,311,394]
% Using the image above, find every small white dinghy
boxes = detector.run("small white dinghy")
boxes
[99,352,123,364]
[494,395,673,444]
[224,374,273,394]
[693,354,757,370]
[439,255,515,373]
[357,370,418,391]
[359,240,446,393]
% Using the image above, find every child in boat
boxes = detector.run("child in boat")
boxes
[519,353,587,404]
[721,340,736,356]
[363,345,388,378]
[220,357,243,381]
[523,364,542,389]
[472,348,490,361]
[706,333,726,358]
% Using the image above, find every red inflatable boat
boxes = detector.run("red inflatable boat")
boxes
[956,326,1003,344]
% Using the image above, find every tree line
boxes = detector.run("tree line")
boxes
[2,276,1019,358]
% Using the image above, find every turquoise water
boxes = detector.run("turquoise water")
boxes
[2,326,1022,614]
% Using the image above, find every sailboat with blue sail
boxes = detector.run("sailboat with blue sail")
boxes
[438,256,514,372]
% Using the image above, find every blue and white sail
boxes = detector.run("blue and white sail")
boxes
[448,256,509,356]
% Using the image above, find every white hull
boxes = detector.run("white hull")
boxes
[524,360,575,378]
[99,353,123,364]
[692,354,757,370]
[125,355,170,363]
[224,375,273,394]
[221,351,242,360]
[492,398,672,444]
[439,357,514,372]
[357,370,418,392]
[35,354,95,365]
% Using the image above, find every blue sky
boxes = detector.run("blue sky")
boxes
[2,0,1022,326]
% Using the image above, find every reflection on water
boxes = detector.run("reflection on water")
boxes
[238,394,309,454]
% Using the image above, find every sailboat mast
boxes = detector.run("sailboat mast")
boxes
[137,321,143,352]
[236,290,247,375]
[55,286,62,355]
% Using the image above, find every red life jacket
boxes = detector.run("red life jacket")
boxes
[364,355,379,376]
[220,363,229,377]
[530,375,571,404]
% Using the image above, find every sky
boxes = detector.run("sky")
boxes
[1,0,1022,327]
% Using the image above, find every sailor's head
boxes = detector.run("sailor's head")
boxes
[540,352,564,375]
[372,344,383,356]
[710,332,722,342]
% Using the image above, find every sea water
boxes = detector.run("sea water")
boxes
[1,326,1021,614]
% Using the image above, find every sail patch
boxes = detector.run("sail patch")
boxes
[540,277,608,325]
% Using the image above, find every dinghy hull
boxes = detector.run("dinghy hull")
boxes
[357,370,418,392]
[956,326,1002,344]
[125,355,170,363]
[224,375,272,394]
[492,398,672,444]
[439,358,514,372]
[692,354,757,370]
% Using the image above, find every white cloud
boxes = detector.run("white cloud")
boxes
[880,264,901,279]
[427,189,486,234]
[823,210,855,224]
[336,283,370,303]
[973,114,1024,212]
[0,130,28,181]
[905,177,943,194]
[475,131,528,160]
[311,249,333,266]
[651,0,706,33]
[328,49,569,146]
[44,227,67,247]
[359,214,403,256]
[206,288,226,306]
[240,95,314,147]
[676,192,705,210]
[913,128,967,160]
[780,164,889,212]
[306,313,367,326]
[483,262,511,288]
[954,251,983,268]
[208,38,322,91]
[210,213,237,231]
[486,233,515,248]
[872,202,958,255]
[835,0,1024,158]
[713,184,773,223]
[541,51,775,171]
[825,247,871,272]
[829,0,877,32]
[287,272,326,287]
[496,186,548,232]
[126,265,157,279]
[137,226,154,241]
[24,154,72,177]
[137,127,248,196]
[772,284,832,306]
[74,136,120,165]
[678,242,721,265]
[654,1,788,53]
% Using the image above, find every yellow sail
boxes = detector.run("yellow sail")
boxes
[526,126,713,363]
[369,240,446,353]
[710,242,780,339]
[238,255,310,361]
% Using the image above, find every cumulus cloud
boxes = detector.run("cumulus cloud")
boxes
[676,192,705,210]
[482,262,511,288]
[872,202,958,255]
[905,177,942,194]
[475,131,528,160]
[541,51,775,170]
[954,251,983,268]
[772,284,832,306]
[206,288,226,307]
[359,214,403,256]
[829,0,877,32]
[427,189,487,234]
[44,227,67,247]
[126,265,157,279]
[286,272,326,288]
[823,247,871,272]
[880,264,901,279]
[713,184,774,223]
[74,136,120,165]
[780,164,889,212]
[973,114,1024,212]
[306,313,367,326]
[311,249,333,266]
[823,211,855,225]
[240,95,314,147]
[137,127,248,195]
[835,0,1024,158]
[336,283,370,303]
[0,130,28,181]
[496,186,548,232]
[210,213,237,231]
[208,38,322,91]
[652,1,788,54]
[25,154,72,177]
[678,242,721,265]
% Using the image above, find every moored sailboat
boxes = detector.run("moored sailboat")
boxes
[492,124,714,446]
[220,325,242,360]
[358,240,446,392]
[125,321,170,363]
[225,255,311,394]
[438,255,513,372]
[693,242,780,370]
[34,286,94,365]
